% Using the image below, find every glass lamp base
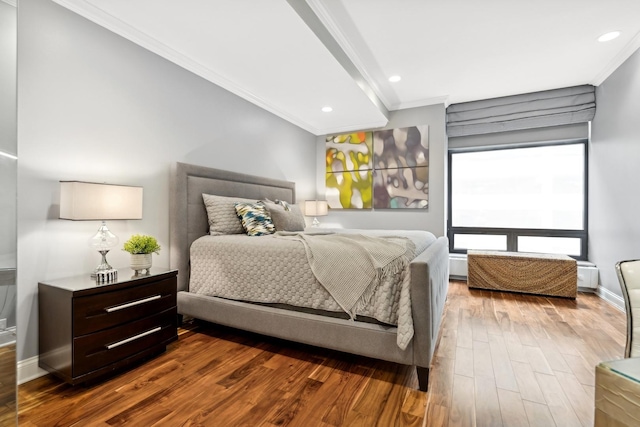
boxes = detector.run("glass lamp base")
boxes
[91,249,117,282]
[312,217,320,227]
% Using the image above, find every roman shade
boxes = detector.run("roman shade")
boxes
[446,85,596,138]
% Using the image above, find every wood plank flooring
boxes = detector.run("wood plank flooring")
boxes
[426,281,626,427]
[18,281,626,426]
[0,344,16,426]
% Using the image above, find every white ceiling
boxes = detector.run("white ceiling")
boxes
[52,0,640,135]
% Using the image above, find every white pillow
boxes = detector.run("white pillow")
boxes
[202,193,256,235]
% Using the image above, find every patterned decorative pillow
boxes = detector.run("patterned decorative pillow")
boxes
[262,200,306,232]
[202,194,256,235]
[234,202,276,236]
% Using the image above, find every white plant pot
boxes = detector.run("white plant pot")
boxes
[130,253,152,275]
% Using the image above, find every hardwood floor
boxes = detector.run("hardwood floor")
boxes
[0,344,16,426]
[18,281,626,426]
[427,281,626,427]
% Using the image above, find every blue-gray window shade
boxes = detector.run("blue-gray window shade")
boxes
[446,85,595,138]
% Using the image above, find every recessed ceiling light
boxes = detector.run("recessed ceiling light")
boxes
[388,75,402,83]
[321,106,333,113]
[598,31,621,42]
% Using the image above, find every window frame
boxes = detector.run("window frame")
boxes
[447,139,589,260]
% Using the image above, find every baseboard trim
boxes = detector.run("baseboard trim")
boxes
[17,356,48,385]
[596,286,625,312]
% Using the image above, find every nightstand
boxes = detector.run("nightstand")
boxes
[38,268,178,385]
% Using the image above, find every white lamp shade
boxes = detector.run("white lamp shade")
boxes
[59,181,143,220]
[304,200,328,217]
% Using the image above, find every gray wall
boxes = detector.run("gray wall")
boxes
[0,1,16,156]
[590,47,640,298]
[17,0,317,361]
[315,104,447,236]
[0,1,17,269]
[0,0,17,329]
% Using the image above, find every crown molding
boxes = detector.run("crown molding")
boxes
[51,0,330,135]
[390,95,450,111]
[592,30,640,86]
[316,118,389,136]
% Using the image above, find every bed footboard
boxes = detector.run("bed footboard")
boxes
[410,236,450,390]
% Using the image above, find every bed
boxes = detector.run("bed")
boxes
[169,162,449,391]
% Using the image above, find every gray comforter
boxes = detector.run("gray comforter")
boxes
[189,229,436,349]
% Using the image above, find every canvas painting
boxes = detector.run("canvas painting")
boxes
[326,170,373,209]
[373,166,428,209]
[325,132,373,209]
[373,125,429,209]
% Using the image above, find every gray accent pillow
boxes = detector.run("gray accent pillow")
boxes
[263,200,306,232]
[202,193,255,235]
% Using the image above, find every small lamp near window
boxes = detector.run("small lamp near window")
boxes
[59,181,143,280]
[304,200,328,227]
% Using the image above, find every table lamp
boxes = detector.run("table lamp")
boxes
[304,200,328,227]
[59,181,143,279]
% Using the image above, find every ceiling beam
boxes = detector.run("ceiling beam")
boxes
[286,0,390,122]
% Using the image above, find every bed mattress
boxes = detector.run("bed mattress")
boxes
[189,229,436,348]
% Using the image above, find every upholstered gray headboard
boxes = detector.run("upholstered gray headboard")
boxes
[169,162,296,292]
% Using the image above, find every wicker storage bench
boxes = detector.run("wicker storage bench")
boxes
[467,250,577,298]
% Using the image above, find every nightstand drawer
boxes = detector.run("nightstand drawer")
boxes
[73,308,176,377]
[73,277,176,336]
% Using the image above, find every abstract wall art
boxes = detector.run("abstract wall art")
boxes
[372,125,429,209]
[325,132,373,209]
[373,166,428,209]
[325,125,428,210]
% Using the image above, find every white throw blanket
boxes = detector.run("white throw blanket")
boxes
[276,232,416,349]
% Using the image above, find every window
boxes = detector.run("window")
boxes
[448,141,587,259]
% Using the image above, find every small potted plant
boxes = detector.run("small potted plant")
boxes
[123,234,161,275]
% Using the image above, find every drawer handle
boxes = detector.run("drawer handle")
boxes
[105,295,161,312]
[106,326,162,350]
